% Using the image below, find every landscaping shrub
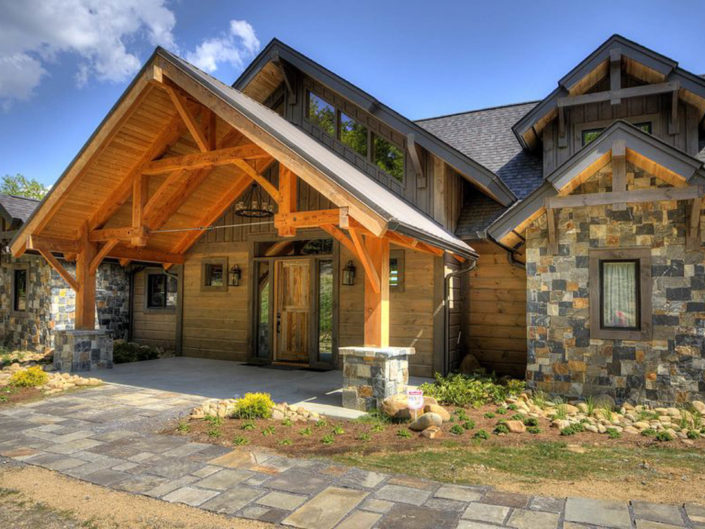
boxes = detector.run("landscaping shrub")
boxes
[606,428,621,439]
[9,366,48,387]
[232,393,274,419]
[473,429,490,440]
[449,424,464,435]
[113,341,161,364]
[641,428,657,437]
[462,419,475,430]
[560,423,585,436]
[655,431,674,442]
[419,373,525,407]
[523,417,539,427]
[687,430,700,440]
[527,426,541,434]
[494,423,510,435]
[396,429,412,438]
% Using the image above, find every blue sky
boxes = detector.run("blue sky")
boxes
[1,0,704,187]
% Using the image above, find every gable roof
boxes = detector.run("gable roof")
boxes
[488,120,705,242]
[233,39,516,206]
[12,47,478,261]
[513,34,705,151]
[416,102,543,199]
[0,194,39,225]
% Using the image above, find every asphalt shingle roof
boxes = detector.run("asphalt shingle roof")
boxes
[455,193,507,240]
[0,194,39,224]
[416,102,544,199]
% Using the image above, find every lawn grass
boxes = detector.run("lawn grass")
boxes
[333,441,705,485]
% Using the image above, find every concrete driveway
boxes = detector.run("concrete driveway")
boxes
[91,357,429,419]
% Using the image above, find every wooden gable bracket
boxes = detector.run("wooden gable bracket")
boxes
[89,240,119,274]
[143,145,270,175]
[230,158,281,203]
[612,139,627,211]
[557,106,567,148]
[610,49,622,105]
[320,224,356,255]
[406,133,425,186]
[348,227,381,294]
[131,172,149,247]
[545,206,558,255]
[558,81,680,109]
[35,247,79,292]
[272,57,297,103]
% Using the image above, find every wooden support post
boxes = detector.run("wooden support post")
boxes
[610,49,621,105]
[688,197,702,251]
[362,236,390,348]
[131,173,149,247]
[546,207,558,255]
[75,224,97,330]
[612,139,627,211]
[278,166,297,237]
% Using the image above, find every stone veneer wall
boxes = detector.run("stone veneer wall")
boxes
[0,252,129,351]
[525,163,705,405]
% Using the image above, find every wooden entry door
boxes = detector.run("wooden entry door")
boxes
[274,259,310,363]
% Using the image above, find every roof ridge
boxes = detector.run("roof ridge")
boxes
[415,101,540,123]
[0,193,40,202]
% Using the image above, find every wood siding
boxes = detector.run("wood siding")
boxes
[465,241,527,378]
[131,268,177,350]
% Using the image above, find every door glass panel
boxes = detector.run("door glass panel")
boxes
[256,261,270,358]
[318,260,333,364]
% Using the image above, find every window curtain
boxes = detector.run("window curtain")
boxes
[602,262,637,328]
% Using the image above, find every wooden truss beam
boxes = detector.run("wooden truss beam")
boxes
[545,185,704,209]
[385,231,442,256]
[131,172,149,246]
[108,245,185,264]
[320,224,356,255]
[163,85,209,152]
[348,228,380,294]
[89,240,119,274]
[557,81,679,109]
[274,208,348,232]
[89,226,146,243]
[230,158,281,203]
[35,247,79,291]
[27,235,79,254]
[142,145,269,175]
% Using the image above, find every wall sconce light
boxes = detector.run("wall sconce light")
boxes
[229,265,242,287]
[342,260,356,286]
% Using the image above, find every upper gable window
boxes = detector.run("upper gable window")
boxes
[305,90,405,182]
[582,122,652,146]
[307,93,336,137]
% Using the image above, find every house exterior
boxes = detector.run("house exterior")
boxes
[3,34,705,404]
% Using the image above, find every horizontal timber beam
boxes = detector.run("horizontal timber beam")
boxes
[107,246,185,265]
[142,144,269,175]
[27,235,79,254]
[89,226,147,243]
[274,208,348,230]
[545,185,704,209]
[557,81,679,108]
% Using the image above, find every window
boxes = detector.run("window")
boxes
[317,260,333,363]
[389,250,405,290]
[373,135,404,182]
[305,90,405,182]
[202,258,228,291]
[13,268,27,312]
[582,121,652,146]
[307,92,336,137]
[146,273,177,309]
[589,249,651,340]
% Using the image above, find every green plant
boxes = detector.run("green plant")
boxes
[553,405,568,421]
[204,415,223,427]
[419,373,524,408]
[494,423,510,435]
[332,425,345,435]
[687,430,700,440]
[560,423,585,436]
[321,434,335,444]
[450,424,464,435]
[637,410,659,422]
[523,417,539,427]
[261,425,275,436]
[396,429,412,438]
[606,428,621,439]
[241,420,255,431]
[507,404,518,411]
[462,419,476,430]
[176,420,190,433]
[532,391,548,409]
[299,426,312,436]
[356,432,371,441]
[655,431,674,442]
[113,341,161,364]
[371,424,384,433]
[602,406,615,422]
[9,366,48,387]
[233,436,249,446]
[510,414,524,421]
[473,429,490,440]
[454,409,469,421]
[281,418,293,427]
[527,426,541,434]
[496,407,507,415]
[584,396,596,416]
[641,428,657,437]
[279,439,292,446]
[232,393,274,420]
[483,412,495,419]
[315,419,328,428]
[207,427,221,438]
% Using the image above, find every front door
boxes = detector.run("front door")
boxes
[274,259,310,363]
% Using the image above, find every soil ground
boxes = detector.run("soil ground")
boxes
[177,402,705,504]
[0,462,272,529]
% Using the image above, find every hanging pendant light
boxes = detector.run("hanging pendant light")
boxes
[234,183,274,218]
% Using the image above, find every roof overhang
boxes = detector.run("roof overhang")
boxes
[234,39,516,206]
[490,120,705,242]
[513,34,705,150]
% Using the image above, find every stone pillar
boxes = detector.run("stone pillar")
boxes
[339,346,414,411]
[53,329,113,372]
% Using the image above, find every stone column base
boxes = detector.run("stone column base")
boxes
[339,346,415,411]
[53,329,113,372]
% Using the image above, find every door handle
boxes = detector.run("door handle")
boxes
[276,312,281,334]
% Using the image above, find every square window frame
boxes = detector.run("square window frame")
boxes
[201,257,228,292]
[589,248,651,341]
[144,270,177,311]
[12,265,29,316]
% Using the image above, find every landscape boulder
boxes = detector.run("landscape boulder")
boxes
[423,403,450,422]
[420,426,442,439]
[380,394,411,421]
[409,412,442,431]
[506,420,526,433]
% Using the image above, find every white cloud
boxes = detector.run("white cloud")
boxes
[186,19,260,73]
[0,0,177,106]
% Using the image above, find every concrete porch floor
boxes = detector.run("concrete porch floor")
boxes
[91,357,430,420]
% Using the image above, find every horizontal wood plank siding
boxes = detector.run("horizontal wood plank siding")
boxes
[132,269,177,350]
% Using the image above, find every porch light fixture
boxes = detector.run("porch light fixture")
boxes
[229,264,242,287]
[342,260,356,286]
[234,183,274,218]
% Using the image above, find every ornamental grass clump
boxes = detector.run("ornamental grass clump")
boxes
[9,366,48,388]
[232,393,274,419]
[419,373,524,408]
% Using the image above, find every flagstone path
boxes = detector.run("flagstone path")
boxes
[1,383,704,529]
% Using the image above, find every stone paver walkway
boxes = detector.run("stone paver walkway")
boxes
[1,383,704,529]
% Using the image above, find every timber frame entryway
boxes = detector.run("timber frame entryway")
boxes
[250,238,338,369]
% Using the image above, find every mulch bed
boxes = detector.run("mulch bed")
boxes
[0,386,44,407]
[176,403,705,458]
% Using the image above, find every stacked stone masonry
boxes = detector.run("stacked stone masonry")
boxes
[525,162,705,405]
